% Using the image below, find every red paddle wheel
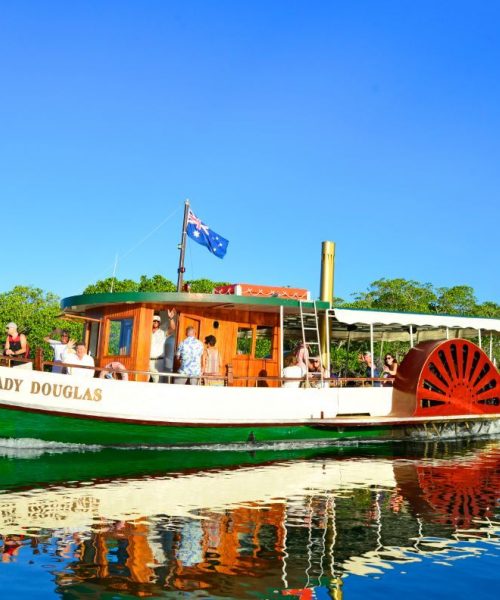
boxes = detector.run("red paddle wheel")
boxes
[393,339,500,417]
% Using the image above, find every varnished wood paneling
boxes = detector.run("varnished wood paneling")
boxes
[90,303,280,386]
[178,309,279,386]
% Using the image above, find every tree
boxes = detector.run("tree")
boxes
[476,301,500,318]
[138,275,176,292]
[186,279,231,293]
[83,278,139,294]
[0,286,83,359]
[434,286,477,315]
[348,278,437,313]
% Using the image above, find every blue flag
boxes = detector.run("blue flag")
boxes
[186,209,229,259]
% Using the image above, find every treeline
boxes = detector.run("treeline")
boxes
[83,276,230,295]
[336,278,500,317]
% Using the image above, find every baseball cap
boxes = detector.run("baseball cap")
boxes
[6,322,17,330]
[153,315,161,323]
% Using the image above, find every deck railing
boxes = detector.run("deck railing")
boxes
[1,352,392,388]
[0,355,392,388]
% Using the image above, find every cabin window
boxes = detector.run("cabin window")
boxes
[107,318,134,356]
[236,327,253,355]
[87,322,100,358]
[255,326,273,359]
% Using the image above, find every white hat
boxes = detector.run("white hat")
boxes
[5,322,17,330]
[153,315,161,323]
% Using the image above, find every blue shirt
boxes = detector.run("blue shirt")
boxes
[176,336,204,376]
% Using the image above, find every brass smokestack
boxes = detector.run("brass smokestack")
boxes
[319,241,335,371]
[320,241,335,303]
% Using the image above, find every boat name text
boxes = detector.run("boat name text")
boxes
[0,376,102,402]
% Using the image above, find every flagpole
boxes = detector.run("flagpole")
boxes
[177,199,190,292]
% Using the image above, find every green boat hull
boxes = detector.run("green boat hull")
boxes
[0,406,390,447]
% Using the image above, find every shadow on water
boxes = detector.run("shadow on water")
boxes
[0,436,498,599]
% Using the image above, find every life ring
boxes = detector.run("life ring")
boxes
[99,361,129,381]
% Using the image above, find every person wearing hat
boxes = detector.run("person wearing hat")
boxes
[150,314,166,383]
[4,322,29,366]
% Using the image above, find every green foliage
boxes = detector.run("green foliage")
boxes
[83,275,229,294]
[138,275,176,292]
[476,301,500,318]
[0,286,83,359]
[107,321,122,355]
[83,278,139,294]
[186,279,231,293]
[345,278,494,318]
[236,328,253,355]
[348,278,437,312]
[434,285,477,315]
[255,338,272,358]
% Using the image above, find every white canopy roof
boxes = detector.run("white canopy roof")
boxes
[333,308,500,332]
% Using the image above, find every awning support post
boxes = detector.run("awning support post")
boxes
[370,323,374,378]
[279,305,284,377]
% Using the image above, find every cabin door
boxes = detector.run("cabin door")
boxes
[182,316,201,340]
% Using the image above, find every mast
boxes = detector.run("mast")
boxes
[177,199,190,292]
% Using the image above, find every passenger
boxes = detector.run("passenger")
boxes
[382,353,398,386]
[62,342,95,378]
[360,351,381,386]
[294,341,309,375]
[99,361,128,380]
[149,314,166,383]
[164,309,177,380]
[4,322,29,366]
[282,354,303,388]
[175,326,204,385]
[44,329,71,373]
[308,357,329,388]
[202,335,223,385]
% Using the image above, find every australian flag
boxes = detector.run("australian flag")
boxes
[186,209,229,259]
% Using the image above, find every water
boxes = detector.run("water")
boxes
[0,439,498,599]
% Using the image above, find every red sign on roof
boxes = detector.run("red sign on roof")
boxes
[214,283,310,300]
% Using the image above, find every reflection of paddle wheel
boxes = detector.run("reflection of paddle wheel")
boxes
[394,446,500,530]
[393,339,500,417]
[416,454,500,529]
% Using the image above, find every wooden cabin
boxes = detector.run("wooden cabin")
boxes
[60,285,312,386]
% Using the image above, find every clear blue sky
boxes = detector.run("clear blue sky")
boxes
[2,1,498,303]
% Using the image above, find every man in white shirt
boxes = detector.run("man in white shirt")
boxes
[150,315,166,383]
[44,329,71,373]
[63,342,95,378]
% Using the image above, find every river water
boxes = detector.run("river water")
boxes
[0,438,498,599]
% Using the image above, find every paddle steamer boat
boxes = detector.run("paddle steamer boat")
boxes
[0,241,499,447]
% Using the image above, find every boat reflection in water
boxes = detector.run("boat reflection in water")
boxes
[0,440,499,598]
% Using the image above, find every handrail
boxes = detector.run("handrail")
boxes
[28,359,393,388]
[0,356,34,367]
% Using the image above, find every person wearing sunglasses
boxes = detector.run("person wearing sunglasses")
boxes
[44,328,72,374]
[382,353,398,385]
